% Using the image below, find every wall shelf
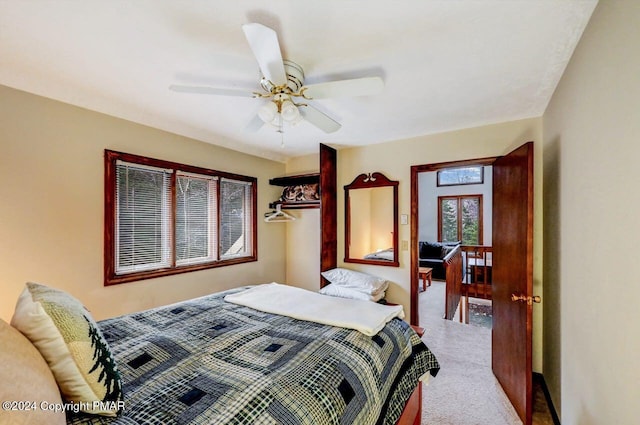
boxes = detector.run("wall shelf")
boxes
[268,200,320,210]
[268,173,319,186]
[268,173,321,210]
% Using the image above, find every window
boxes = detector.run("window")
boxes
[437,166,484,186]
[438,195,483,245]
[105,150,257,285]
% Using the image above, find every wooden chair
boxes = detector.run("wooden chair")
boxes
[460,245,493,323]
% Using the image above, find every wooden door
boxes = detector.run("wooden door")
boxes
[492,142,534,424]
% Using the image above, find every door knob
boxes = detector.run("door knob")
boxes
[511,294,541,305]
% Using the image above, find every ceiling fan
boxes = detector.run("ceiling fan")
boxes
[169,23,384,134]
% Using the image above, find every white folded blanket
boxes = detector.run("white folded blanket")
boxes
[224,283,405,336]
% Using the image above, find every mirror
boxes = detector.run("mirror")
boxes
[345,172,399,267]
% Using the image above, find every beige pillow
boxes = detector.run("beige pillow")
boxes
[0,318,65,425]
[11,282,122,416]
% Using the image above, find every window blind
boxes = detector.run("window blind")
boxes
[175,173,218,266]
[115,161,172,274]
[220,178,253,259]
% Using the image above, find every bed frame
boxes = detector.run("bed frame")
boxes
[396,384,422,425]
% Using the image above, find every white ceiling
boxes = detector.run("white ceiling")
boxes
[0,1,597,162]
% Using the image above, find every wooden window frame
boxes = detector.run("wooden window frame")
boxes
[437,194,483,245]
[436,166,484,187]
[104,150,257,286]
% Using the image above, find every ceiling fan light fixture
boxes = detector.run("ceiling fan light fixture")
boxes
[290,113,304,126]
[270,114,282,127]
[258,101,278,123]
[280,100,299,122]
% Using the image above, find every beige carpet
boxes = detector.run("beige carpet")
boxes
[419,281,522,425]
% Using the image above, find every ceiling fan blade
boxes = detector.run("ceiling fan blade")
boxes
[302,77,384,99]
[299,105,341,134]
[242,23,287,86]
[169,85,254,98]
[245,113,265,132]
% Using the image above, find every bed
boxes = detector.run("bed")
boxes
[363,248,395,262]
[3,282,438,425]
[53,285,439,425]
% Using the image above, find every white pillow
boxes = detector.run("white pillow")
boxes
[319,284,386,302]
[321,268,388,294]
[11,283,122,416]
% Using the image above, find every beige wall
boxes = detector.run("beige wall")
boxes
[0,85,286,321]
[281,153,321,290]
[285,118,544,372]
[284,207,321,290]
[542,1,640,423]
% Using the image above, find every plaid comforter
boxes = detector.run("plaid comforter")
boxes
[68,287,439,425]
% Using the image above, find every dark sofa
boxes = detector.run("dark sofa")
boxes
[418,241,461,280]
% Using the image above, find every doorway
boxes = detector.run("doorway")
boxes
[409,157,495,326]
[409,142,535,424]
[418,165,494,326]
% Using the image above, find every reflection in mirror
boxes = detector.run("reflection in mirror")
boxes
[345,172,399,267]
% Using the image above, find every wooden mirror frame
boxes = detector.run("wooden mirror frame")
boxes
[344,172,399,267]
